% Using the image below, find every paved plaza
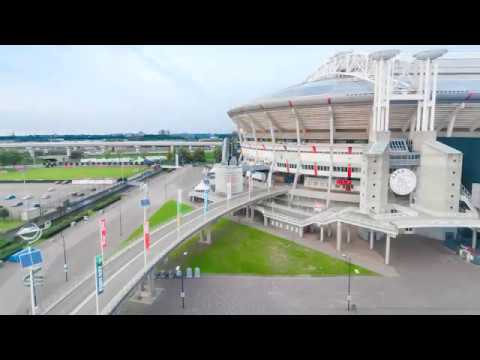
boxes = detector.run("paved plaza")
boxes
[119,229,480,315]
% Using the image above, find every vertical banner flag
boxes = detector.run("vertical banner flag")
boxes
[314,162,318,177]
[204,189,208,214]
[100,218,107,249]
[144,220,150,251]
[227,176,232,200]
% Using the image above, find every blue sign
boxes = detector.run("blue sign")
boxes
[140,198,150,208]
[95,255,104,295]
[19,249,43,269]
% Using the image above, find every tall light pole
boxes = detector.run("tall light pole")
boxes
[62,231,68,282]
[342,253,359,313]
[176,251,188,310]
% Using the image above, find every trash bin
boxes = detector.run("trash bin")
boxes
[194,267,200,278]
[186,267,193,279]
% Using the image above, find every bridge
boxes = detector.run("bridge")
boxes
[40,186,288,315]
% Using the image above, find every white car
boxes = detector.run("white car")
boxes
[41,194,50,200]
[22,195,33,200]
[47,187,55,192]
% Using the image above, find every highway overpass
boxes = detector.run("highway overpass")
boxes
[40,186,288,315]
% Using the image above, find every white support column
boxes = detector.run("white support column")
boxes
[264,216,268,227]
[369,231,374,250]
[336,222,342,252]
[320,226,324,242]
[299,227,303,238]
[347,226,351,244]
[473,228,477,250]
[206,228,212,244]
[385,234,391,265]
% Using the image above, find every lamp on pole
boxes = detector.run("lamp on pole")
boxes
[342,253,359,312]
[176,251,188,310]
[62,231,68,282]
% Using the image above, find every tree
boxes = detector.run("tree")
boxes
[213,146,222,163]
[192,148,205,163]
[166,151,174,162]
[0,206,9,219]
[178,146,192,163]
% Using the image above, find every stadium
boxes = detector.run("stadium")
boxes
[227,49,480,264]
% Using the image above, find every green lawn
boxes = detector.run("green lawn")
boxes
[121,200,193,248]
[164,219,376,277]
[0,166,147,181]
[205,151,215,163]
[0,218,23,233]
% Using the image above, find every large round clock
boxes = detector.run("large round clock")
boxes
[389,168,417,196]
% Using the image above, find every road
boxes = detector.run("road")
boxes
[43,186,287,314]
[0,166,204,315]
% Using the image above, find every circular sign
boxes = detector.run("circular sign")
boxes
[16,223,43,243]
[389,168,417,196]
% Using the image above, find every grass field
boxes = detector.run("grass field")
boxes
[0,166,147,181]
[0,218,23,233]
[121,200,193,248]
[164,218,376,277]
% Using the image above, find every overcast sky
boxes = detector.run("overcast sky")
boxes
[1,45,479,136]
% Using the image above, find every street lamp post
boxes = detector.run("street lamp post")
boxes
[342,254,352,312]
[62,231,68,282]
[176,252,188,310]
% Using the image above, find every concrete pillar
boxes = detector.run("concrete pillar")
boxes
[369,231,374,250]
[327,225,333,239]
[27,147,35,159]
[385,234,391,265]
[66,147,71,157]
[206,229,212,244]
[299,227,303,238]
[347,225,351,244]
[170,145,175,153]
[473,228,477,249]
[200,230,204,242]
[336,222,342,252]
[264,216,268,226]
[189,145,192,151]
[320,226,324,242]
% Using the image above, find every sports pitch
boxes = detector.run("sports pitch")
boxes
[0,166,147,181]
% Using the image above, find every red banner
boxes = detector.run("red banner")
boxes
[312,145,317,153]
[314,162,318,176]
[144,220,150,251]
[100,219,107,249]
[347,163,352,178]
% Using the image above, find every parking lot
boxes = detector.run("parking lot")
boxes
[0,182,111,218]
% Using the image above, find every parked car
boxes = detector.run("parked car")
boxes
[62,180,70,184]
[91,188,97,192]
[40,194,50,200]
[70,192,78,197]
[32,203,41,208]
[11,201,23,207]
[4,194,16,200]
[47,187,55,192]
[22,195,33,200]
[55,181,62,184]
[77,193,85,197]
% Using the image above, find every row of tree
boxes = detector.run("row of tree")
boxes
[166,146,222,164]
[0,150,33,166]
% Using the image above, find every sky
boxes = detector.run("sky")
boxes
[0,45,479,136]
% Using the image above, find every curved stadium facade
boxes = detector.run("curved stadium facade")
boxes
[227,50,480,264]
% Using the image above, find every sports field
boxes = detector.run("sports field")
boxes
[0,166,147,181]
[165,218,375,277]
[0,218,23,233]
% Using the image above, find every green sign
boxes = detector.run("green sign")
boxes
[95,255,104,294]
